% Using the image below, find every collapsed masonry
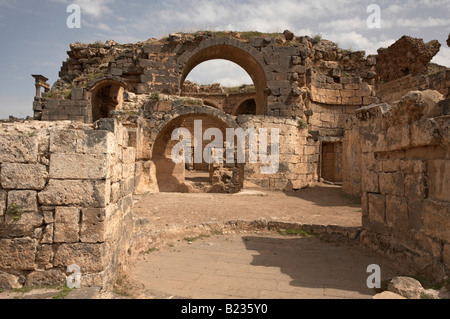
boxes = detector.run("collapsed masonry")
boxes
[0,32,449,290]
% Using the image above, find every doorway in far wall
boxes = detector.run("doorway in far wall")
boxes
[321,142,343,184]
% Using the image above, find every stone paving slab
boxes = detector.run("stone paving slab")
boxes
[129,233,399,299]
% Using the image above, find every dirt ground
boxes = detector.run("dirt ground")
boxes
[121,184,401,299]
[133,183,362,231]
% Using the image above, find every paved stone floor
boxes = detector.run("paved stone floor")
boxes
[129,232,400,299]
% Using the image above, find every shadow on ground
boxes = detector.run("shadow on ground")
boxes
[283,185,362,208]
[242,235,396,296]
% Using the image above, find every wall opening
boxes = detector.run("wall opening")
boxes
[321,142,343,183]
[234,98,257,115]
[90,80,126,122]
[179,45,267,115]
[151,113,242,193]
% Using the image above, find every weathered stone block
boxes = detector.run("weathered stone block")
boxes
[38,180,110,208]
[49,130,77,153]
[25,269,66,287]
[122,147,136,164]
[0,135,38,163]
[368,193,385,223]
[385,195,408,229]
[41,224,54,244]
[1,163,48,190]
[110,68,123,76]
[4,212,43,237]
[408,201,423,230]
[404,174,427,200]
[362,170,379,193]
[80,208,106,243]
[54,207,80,243]
[54,243,107,273]
[0,238,37,270]
[35,244,54,269]
[76,130,115,154]
[0,272,22,289]
[379,172,404,196]
[422,200,450,242]
[49,153,109,180]
[71,88,84,100]
[7,190,38,212]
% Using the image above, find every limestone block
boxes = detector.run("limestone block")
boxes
[0,135,38,163]
[411,119,439,147]
[0,271,22,289]
[399,160,426,174]
[404,174,427,200]
[49,153,109,180]
[38,180,110,208]
[35,244,54,269]
[385,125,411,151]
[4,212,43,237]
[71,88,84,100]
[7,190,38,212]
[110,182,121,203]
[0,238,37,270]
[80,208,106,243]
[49,130,77,153]
[388,277,424,299]
[54,243,107,273]
[54,207,80,243]
[42,208,54,224]
[122,147,136,164]
[76,130,115,154]
[25,269,66,287]
[362,170,379,193]
[422,200,450,242]
[41,224,54,244]
[1,163,48,190]
[368,193,385,223]
[379,172,404,197]
[385,195,408,229]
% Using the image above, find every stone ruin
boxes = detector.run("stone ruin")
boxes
[0,31,449,290]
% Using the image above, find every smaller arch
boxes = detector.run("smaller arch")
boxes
[151,108,238,193]
[232,98,257,116]
[87,76,131,122]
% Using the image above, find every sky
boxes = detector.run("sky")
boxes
[0,0,449,119]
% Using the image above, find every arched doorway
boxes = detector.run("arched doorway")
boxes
[88,77,128,122]
[178,42,268,115]
[233,98,257,115]
[152,112,237,193]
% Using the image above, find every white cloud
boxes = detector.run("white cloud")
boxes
[432,47,450,67]
[74,0,113,18]
[51,0,113,18]
[395,17,450,29]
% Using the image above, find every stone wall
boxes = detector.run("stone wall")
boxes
[0,119,135,290]
[238,116,319,190]
[377,69,450,105]
[343,90,449,279]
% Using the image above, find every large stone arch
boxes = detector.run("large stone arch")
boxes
[87,76,131,122]
[178,37,269,116]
